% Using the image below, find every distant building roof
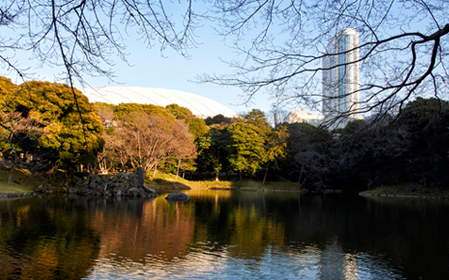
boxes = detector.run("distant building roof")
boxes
[82,86,239,119]
[285,109,325,126]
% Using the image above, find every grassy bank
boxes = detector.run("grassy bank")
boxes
[146,172,305,192]
[0,168,44,194]
[0,168,305,195]
[360,183,449,198]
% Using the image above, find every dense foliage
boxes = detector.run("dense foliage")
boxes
[196,109,289,182]
[197,98,449,191]
[1,75,448,192]
[284,97,449,191]
[0,77,103,177]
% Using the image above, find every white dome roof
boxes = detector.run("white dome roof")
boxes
[82,86,239,118]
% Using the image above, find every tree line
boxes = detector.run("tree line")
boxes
[198,97,449,192]
[283,97,449,191]
[1,76,449,192]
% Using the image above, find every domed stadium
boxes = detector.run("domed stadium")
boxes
[82,86,239,118]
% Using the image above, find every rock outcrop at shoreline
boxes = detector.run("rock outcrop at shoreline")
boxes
[165,193,190,202]
[38,173,158,198]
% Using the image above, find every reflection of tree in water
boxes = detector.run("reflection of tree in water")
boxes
[285,194,449,279]
[89,195,196,262]
[192,191,289,258]
[2,192,448,279]
[191,191,449,279]
[0,196,100,280]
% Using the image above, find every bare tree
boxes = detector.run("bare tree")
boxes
[105,112,196,176]
[0,1,201,161]
[201,0,449,123]
[2,1,448,124]
[1,1,199,84]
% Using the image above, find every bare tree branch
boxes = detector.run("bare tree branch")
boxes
[200,0,449,125]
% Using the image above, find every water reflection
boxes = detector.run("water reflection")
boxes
[0,196,100,279]
[1,191,449,279]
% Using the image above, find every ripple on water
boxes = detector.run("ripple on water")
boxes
[85,244,324,280]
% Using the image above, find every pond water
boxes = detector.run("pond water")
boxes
[1,190,449,279]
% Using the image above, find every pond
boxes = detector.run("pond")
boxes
[1,190,449,279]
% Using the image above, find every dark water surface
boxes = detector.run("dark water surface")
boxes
[1,190,449,279]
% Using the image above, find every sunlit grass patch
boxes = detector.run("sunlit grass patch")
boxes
[0,168,43,194]
[145,172,303,191]
[146,172,192,189]
[187,179,301,191]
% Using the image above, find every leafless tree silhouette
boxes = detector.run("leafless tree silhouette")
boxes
[1,1,448,124]
[0,1,198,87]
[1,0,200,150]
[201,0,449,124]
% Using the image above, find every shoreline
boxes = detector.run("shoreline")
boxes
[207,187,306,192]
[0,192,34,198]
[359,192,449,199]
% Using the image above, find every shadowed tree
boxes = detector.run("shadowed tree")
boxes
[0,112,53,184]
[195,124,231,181]
[287,122,334,189]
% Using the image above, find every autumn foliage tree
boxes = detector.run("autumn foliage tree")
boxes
[94,103,197,176]
[122,111,196,175]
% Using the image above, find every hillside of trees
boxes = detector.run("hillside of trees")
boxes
[1,76,448,192]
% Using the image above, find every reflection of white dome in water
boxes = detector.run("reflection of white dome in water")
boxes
[82,86,239,119]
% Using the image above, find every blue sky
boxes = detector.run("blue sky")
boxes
[3,1,440,120]
[2,23,276,117]
[79,25,277,116]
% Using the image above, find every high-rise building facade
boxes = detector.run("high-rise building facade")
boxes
[322,28,360,118]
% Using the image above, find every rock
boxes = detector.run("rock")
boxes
[143,186,157,195]
[67,187,79,194]
[130,187,138,197]
[78,188,92,196]
[92,190,101,196]
[165,193,190,202]
[68,172,157,198]
[137,189,147,197]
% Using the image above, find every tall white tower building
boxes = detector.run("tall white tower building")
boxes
[322,28,360,119]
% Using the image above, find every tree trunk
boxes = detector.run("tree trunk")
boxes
[262,166,268,185]
[7,163,16,185]
[298,165,305,186]
[176,159,181,179]
[152,163,158,177]
[215,171,219,181]
[239,170,242,181]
